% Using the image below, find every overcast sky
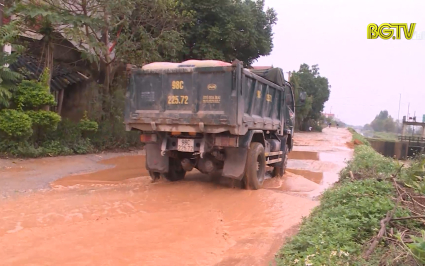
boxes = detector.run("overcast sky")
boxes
[254,0,425,126]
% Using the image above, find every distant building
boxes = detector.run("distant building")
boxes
[322,113,335,119]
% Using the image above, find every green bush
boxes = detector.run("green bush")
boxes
[0,109,33,139]
[26,110,61,131]
[13,80,56,109]
[0,78,141,158]
[348,127,370,146]
[340,145,398,182]
[277,179,395,266]
[276,137,412,266]
[78,111,98,133]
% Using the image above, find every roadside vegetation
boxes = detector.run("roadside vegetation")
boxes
[0,0,333,157]
[276,129,425,265]
[348,127,371,146]
[0,0,281,157]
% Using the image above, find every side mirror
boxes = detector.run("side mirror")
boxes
[299,91,307,103]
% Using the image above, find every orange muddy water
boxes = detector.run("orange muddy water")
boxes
[0,128,352,266]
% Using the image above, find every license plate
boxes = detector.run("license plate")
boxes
[177,139,195,152]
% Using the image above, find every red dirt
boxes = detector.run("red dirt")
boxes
[0,128,352,265]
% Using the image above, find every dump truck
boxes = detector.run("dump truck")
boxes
[125,60,302,189]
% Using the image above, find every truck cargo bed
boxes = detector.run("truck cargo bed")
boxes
[125,63,288,135]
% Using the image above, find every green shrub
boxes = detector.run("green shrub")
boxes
[340,145,398,181]
[0,109,33,139]
[71,138,95,154]
[13,80,56,109]
[277,179,395,266]
[78,111,98,133]
[276,137,412,266]
[348,127,370,146]
[41,140,73,156]
[26,110,61,131]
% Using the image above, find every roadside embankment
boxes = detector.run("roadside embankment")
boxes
[276,129,425,266]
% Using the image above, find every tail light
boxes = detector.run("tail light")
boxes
[140,134,158,143]
[214,136,238,147]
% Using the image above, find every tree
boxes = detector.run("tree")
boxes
[290,73,313,129]
[0,21,23,108]
[291,64,330,129]
[176,0,277,66]
[10,0,184,93]
[370,110,397,132]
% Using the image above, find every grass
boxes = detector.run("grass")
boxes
[276,129,425,266]
[348,127,370,146]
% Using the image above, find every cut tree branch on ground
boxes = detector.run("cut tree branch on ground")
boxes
[363,195,402,260]
[391,215,425,221]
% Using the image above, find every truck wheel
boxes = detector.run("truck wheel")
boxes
[161,157,186,182]
[149,171,160,182]
[272,144,289,177]
[243,142,266,190]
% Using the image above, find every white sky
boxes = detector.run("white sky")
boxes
[254,0,425,126]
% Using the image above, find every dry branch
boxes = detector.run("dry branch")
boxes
[364,196,402,260]
[391,215,425,221]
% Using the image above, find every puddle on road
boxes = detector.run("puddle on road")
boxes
[52,151,326,196]
[288,151,319,160]
[51,155,147,187]
[286,169,323,184]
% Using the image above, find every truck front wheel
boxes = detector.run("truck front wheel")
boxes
[243,142,266,190]
[161,157,186,182]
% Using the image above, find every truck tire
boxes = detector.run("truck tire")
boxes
[243,142,266,190]
[161,157,186,182]
[149,171,160,182]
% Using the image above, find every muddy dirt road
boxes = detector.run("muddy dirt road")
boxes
[0,128,352,266]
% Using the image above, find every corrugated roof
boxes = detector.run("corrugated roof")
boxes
[9,55,89,91]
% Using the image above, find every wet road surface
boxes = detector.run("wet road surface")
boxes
[0,128,352,265]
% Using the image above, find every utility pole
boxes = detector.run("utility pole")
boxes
[408,103,410,119]
[397,93,401,122]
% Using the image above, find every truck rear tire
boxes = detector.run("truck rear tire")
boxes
[161,157,186,182]
[243,142,266,190]
[149,171,160,182]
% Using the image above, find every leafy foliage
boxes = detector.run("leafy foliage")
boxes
[400,156,425,194]
[291,64,330,130]
[276,138,413,265]
[0,109,33,139]
[340,145,397,182]
[277,178,395,265]
[406,231,425,264]
[26,110,61,131]
[176,0,277,66]
[348,127,371,146]
[0,21,24,107]
[78,111,98,133]
[367,110,397,133]
[13,80,56,109]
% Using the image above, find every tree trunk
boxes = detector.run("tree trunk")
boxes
[42,41,54,111]
[103,7,110,94]
[57,89,64,116]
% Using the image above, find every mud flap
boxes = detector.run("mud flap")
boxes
[222,147,248,180]
[275,136,288,168]
[145,143,169,173]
